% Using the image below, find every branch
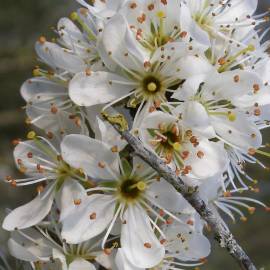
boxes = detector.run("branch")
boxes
[103,114,257,270]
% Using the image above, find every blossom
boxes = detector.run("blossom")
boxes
[21,8,103,136]
[139,110,228,184]
[69,13,206,126]
[198,177,268,225]
[60,134,193,268]
[119,0,190,54]
[76,0,127,19]
[180,0,260,46]
[115,221,210,269]
[7,225,110,270]
[2,132,88,231]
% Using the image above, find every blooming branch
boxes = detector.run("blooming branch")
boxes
[103,112,257,270]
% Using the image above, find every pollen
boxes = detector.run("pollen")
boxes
[248,207,256,215]
[144,242,152,248]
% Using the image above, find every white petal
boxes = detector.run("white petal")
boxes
[69,258,96,270]
[121,204,165,268]
[61,134,119,180]
[57,179,87,222]
[13,139,58,176]
[20,77,67,103]
[139,111,177,152]
[211,113,262,151]
[146,179,192,214]
[100,14,147,71]
[180,3,210,47]
[202,70,263,107]
[95,117,127,151]
[35,41,86,73]
[25,106,82,136]
[181,101,216,138]
[115,249,143,270]
[61,194,115,244]
[3,184,55,230]
[8,239,39,262]
[69,71,134,107]
[8,228,54,262]
[185,140,228,181]
[165,224,211,261]
[172,75,206,100]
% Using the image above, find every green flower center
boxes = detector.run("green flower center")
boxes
[142,75,162,94]
[118,177,147,203]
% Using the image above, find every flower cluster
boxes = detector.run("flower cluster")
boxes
[2,0,270,269]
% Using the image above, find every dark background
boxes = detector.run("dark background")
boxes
[0,1,269,269]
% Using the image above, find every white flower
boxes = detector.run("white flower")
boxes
[60,134,193,268]
[180,0,260,46]
[69,13,205,125]
[7,226,108,270]
[139,110,228,184]
[21,9,104,136]
[76,0,127,19]
[119,0,190,54]
[198,177,267,225]
[2,133,88,231]
[21,77,87,137]
[172,70,270,151]
[115,219,211,270]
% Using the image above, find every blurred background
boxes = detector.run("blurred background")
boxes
[0,0,269,269]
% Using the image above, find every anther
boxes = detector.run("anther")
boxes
[70,12,78,21]
[240,216,248,222]
[137,181,147,191]
[227,111,236,122]
[89,212,97,220]
[144,242,152,249]
[27,131,36,140]
[248,207,256,215]
[38,36,46,44]
[74,199,82,205]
